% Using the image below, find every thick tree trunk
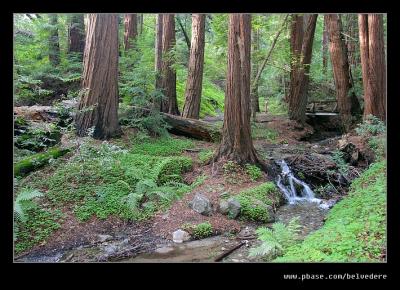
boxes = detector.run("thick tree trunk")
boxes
[75,14,121,140]
[155,14,163,92]
[288,14,318,124]
[182,14,206,119]
[124,14,138,50]
[358,14,386,121]
[326,14,361,132]
[214,14,262,167]
[68,14,85,60]
[160,14,180,115]
[48,14,60,66]
[322,15,329,74]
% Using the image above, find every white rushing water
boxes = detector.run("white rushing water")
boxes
[276,160,322,205]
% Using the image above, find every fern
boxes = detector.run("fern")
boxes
[249,217,301,260]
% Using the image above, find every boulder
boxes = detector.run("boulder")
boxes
[189,193,212,216]
[172,229,190,243]
[227,198,241,219]
[218,200,229,215]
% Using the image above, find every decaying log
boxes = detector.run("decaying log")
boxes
[214,241,246,262]
[123,106,222,142]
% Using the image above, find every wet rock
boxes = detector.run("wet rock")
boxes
[172,229,190,243]
[227,198,241,219]
[218,200,229,215]
[189,193,212,216]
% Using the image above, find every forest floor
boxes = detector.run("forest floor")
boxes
[14,112,380,263]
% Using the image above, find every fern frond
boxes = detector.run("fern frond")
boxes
[16,189,44,202]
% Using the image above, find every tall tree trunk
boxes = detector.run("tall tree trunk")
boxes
[288,14,318,124]
[287,14,304,106]
[322,15,329,74]
[75,14,120,140]
[182,14,205,119]
[177,15,191,52]
[160,14,179,115]
[358,14,386,121]
[326,14,361,132]
[124,14,137,50]
[48,14,60,66]
[214,14,262,167]
[138,14,144,34]
[68,14,85,61]
[155,14,163,92]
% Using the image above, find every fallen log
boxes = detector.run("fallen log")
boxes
[14,147,71,177]
[214,241,246,262]
[122,106,222,142]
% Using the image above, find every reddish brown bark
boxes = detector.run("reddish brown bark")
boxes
[182,14,206,119]
[75,14,120,139]
[215,14,262,167]
[326,14,361,132]
[124,14,137,50]
[358,14,386,121]
[68,14,85,60]
[155,14,163,91]
[288,14,318,124]
[322,15,328,74]
[160,14,179,115]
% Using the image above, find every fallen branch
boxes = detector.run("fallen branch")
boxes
[214,241,245,262]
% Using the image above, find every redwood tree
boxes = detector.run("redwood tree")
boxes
[358,14,386,121]
[124,14,138,50]
[214,14,262,166]
[48,14,60,66]
[182,14,206,119]
[288,14,318,124]
[68,14,85,60]
[322,15,329,74]
[160,14,179,115]
[155,14,163,91]
[75,14,120,139]
[326,14,361,131]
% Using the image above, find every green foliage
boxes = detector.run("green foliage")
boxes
[249,217,301,260]
[355,115,386,137]
[14,189,44,224]
[14,123,61,152]
[261,97,288,116]
[198,149,214,165]
[130,136,194,156]
[331,150,349,176]
[275,161,386,262]
[245,164,262,181]
[251,124,278,142]
[15,207,63,254]
[234,182,281,222]
[182,222,214,239]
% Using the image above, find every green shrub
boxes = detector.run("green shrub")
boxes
[331,150,349,176]
[251,124,278,142]
[182,222,214,239]
[245,164,262,181]
[234,182,281,222]
[249,217,301,260]
[275,161,386,262]
[198,149,214,165]
[130,136,194,156]
[355,115,386,137]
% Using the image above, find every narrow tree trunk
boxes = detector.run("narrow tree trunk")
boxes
[358,14,386,121]
[251,14,289,120]
[322,15,329,74]
[288,14,318,124]
[68,14,85,61]
[138,14,144,34]
[177,15,191,52]
[75,14,121,139]
[48,14,60,66]
[326,14,361,132]
[214,14,262,167]
[124,14,138,50]
[160,14,179,115]
[250,27,260,119]
[182,14,205,119]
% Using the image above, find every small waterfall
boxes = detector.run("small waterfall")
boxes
[276,160,321,205]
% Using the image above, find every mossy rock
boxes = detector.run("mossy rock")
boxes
[234,182,282,222]
[154,156,193,185]
[14,147,71,177]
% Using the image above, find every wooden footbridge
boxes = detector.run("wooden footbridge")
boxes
[305,100,339,116]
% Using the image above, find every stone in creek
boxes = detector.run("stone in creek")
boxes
[172,229,190,243]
